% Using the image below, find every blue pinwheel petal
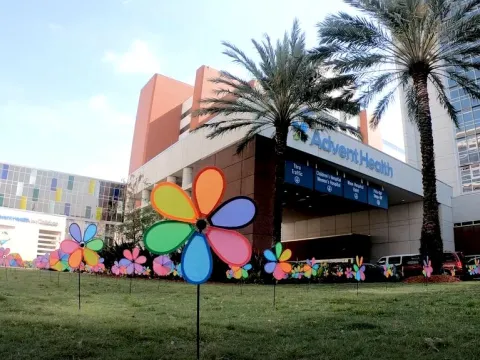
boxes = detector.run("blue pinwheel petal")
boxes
[264,249,277,262]
[119,258,131,267]
[84,223,97,242]
[208,196,256,229]
[181,233,212,285]
[264,262,276,274]
[69,223,82,243]
[243,263,252,271]
[360,265,365,272]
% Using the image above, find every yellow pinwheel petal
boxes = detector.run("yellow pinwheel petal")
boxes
[151,182,198,223]
[279,249,292,262]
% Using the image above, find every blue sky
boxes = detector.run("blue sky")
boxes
[0,0,402,181]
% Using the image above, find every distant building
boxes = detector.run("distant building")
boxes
[382,139,406,162]
[0,162,125,260]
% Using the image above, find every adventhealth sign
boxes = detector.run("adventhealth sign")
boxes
[309,131,394,178]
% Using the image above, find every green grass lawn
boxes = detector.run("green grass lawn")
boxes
[1,269,480,360]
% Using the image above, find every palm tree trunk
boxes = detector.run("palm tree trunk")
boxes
[412,71,443,273]
[272,131,288,245]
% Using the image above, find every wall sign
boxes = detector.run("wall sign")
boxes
[368,186,388,209]
[0,214,59,227]
[309,130,394,178]
[314,169,343,197]
[284,161,313,190]
[343,177,367,204]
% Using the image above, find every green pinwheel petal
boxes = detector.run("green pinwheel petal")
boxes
[144,220,194,254]
[353,264,359,271]
[275,242,283,259]
[86,238,104,251]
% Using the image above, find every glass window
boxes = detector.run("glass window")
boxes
[388,256,401,265]
[16,182,24,196]
[457,138,467,152]
[85,206,91,219]
[462,98,471,110]
[451,89,459,99]
[33,188,39,201]
[1,164,8,180]
[464,112,473,122]
[0,194,3,206]
[51,178,57,191]
[67,175,74,190]
[403,255,420,265]
[469,153,479,163]
[443,253,456,262]
[65,203,70,216]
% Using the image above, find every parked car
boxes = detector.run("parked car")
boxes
[441,251,466,277]
[376,251,466,279]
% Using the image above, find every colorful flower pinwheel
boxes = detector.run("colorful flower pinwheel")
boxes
[8,253,24,267]
[264,242,292,280]
[34,254,50,269]
[49,249,70,272]
[0,247,13,267]
[345,267,353,279]
[291,265,304,279]
[121,248,147,275]
[144,167,257,285]
[422,257,433,278]
[226,268,234,279]
[60,223,104,268]
[111,261,125,276]
[336,268,344,277]
[153,255,174,276]
[353,256,365,282]
[303,258,319,278]
[228,263,252,280]
[383,264,393,279]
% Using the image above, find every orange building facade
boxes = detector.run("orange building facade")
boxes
[129,65,383,175]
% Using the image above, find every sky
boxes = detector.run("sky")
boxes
[0,0,403,182]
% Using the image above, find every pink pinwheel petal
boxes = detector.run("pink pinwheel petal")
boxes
[273,265,285,281]
[135,255,147,265]
[132,247,140,260]
[205,227,251,266]
[61,240,80,255]
[123,249,133,261]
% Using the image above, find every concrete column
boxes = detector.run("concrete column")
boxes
[182,167,193,188]
[141,189,151,207]
[167,176,177,184]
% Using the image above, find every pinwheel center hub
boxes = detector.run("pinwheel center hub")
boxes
[79,242,85,248]
[196,219,207,232]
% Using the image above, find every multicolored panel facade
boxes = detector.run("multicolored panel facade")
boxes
[0,163,125,222]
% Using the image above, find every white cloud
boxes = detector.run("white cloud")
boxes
[102,40,161,74]
[88,94,133,125]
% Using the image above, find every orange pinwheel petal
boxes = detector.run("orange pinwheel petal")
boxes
[193,167,225,217]
[68,248,83,268]
[279,262,292,274]
[151,182,198,223]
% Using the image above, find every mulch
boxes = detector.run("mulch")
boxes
[403,275,461,283]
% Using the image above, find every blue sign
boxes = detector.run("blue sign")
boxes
[314,169,343,196]
[308,130,394,178]
[284,161,313,190]
[368,186,388,209]
[343,177,367,203]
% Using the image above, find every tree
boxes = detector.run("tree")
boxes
[313,0,480,271]
[193,20,360,245]
[114,174,161,247]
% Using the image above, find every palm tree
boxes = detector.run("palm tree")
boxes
[194,20,360,245]
[313,0,480,271]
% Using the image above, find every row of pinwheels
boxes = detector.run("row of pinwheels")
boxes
[0,247,24,268]
[111,249,183,278]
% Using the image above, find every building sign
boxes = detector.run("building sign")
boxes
[368,186,388,209]
[0,214,59,227]
[314,169,343,197]
[284,161,313,190]
[309,130,394,178]
[343,177,367,204]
